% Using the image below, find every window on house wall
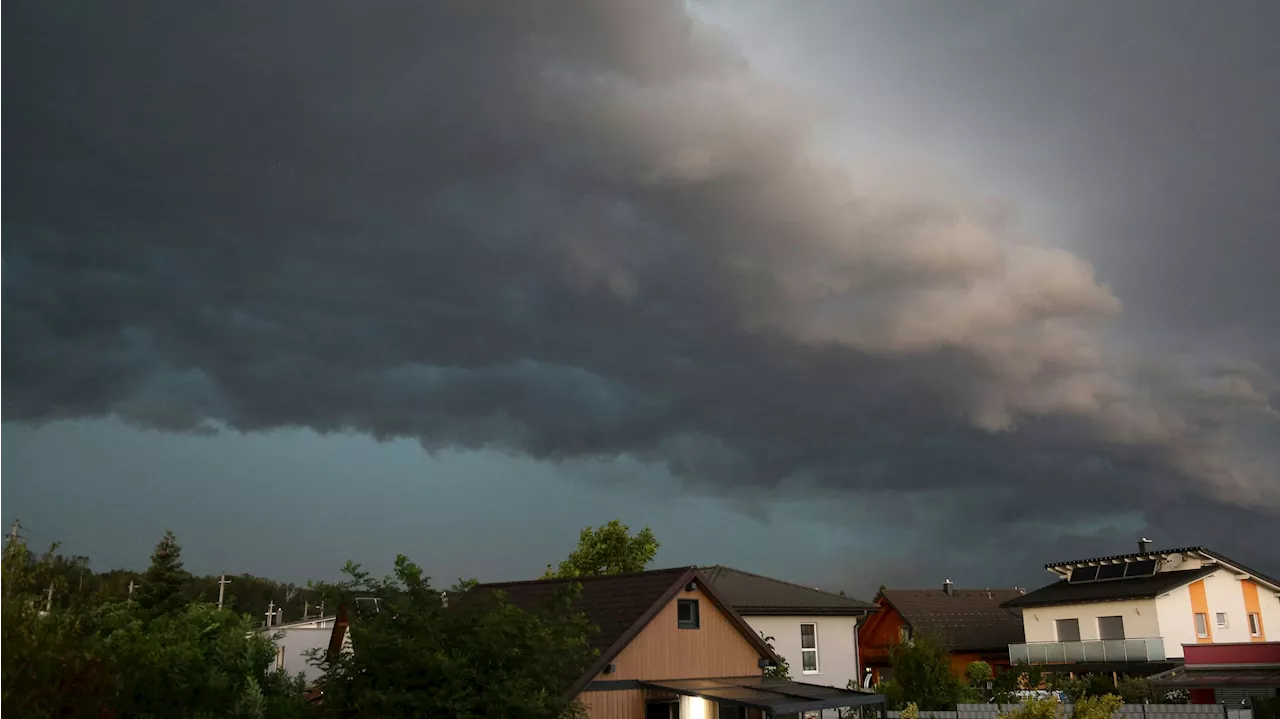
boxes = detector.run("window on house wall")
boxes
[1195,613,1209,638]
[1098,616,1126,640]
[1055,618,1081,642]
[801,623,819,673]
[1248,613,1262,637]
[898,625,912,643]
[275,645,286,671]
[677,599,700,629]
[1216,613,1229,628]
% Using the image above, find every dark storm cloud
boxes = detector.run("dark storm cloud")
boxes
[4,1,1277,567]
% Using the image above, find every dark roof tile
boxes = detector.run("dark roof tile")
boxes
[474,566,692,655]
[701,566,877,615]
[881,588,1025,652]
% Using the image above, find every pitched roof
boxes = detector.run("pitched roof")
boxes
[1003,566,1219,609]
[476,566,692,656]
[474,566,782,697]
[1042,547,1280,591]
[700,566,877,615]
[879,588,1025,652]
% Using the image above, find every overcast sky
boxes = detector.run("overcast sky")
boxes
[4,0,1278,598]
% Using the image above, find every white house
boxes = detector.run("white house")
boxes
[700,565,878,691]
[1004,543,1280,673]
[260,614,339,685]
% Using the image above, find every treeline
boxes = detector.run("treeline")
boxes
[19,548,325,624]
[2,519,661,719]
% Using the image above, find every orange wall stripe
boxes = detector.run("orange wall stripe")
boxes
[1241,580,1267,642]
[1188,579,1212,644]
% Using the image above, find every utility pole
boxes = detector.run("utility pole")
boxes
[9,518,20,543]
[128,580,136,600]
[45,584,55,612]
[304,601,310,619]
[217,574,231,610]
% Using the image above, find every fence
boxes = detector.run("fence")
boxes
[884,704,1252,719]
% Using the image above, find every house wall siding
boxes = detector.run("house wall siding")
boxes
[1200,571,1251,643]
[600,586,765,682]
[578,689,646,719]
[744,615,862,690]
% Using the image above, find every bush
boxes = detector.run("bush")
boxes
[1073,694,1124,719]
[999,696,1061,719]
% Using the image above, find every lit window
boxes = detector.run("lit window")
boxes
[801,623,819,674]
[1216,613,1228,628]
[1194,613,1209,638]
[677,599,700,630]
[898,626,912,643]
[1248,613,1262,637]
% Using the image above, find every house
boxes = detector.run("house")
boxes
[700,565,878,691]
[1003,542,1280,675]
[476,567,887,719]
[259,613,340,685]
[1149,641,1280,706]
[859,580,1025,683]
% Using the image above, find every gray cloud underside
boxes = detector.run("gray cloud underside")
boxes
[5,1,1278,567]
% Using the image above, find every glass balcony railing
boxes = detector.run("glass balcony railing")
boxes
[1008,638,1167,664]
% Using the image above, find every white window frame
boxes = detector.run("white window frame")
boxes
[800,622,820,675]
[1194,612,1209,638]
[275,645,286,671]
[1215,612,1228,628]
[1248,612,1262,637]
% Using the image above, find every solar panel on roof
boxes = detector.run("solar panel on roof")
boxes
[1069,566,1099,583]
[1096,563,1126,580]
[1124,559,1157,577]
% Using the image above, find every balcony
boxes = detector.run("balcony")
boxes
[1009,638,1167,664]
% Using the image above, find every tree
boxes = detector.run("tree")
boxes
[758,632,791,679]
[543,519,659,579]
[876,634,976,710]
[135,530,189,617]
[966,660,995,697]
[315,555,598,719]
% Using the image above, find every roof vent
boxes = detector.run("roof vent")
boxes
[943,579,954,596]
[1138,537,1152,553]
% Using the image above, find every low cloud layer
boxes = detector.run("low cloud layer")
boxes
[5,1,1278,572]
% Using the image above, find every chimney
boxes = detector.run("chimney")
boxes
[1138,537,1152,554]
[943,579,954,596]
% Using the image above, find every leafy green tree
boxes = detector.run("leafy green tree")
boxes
[101,602,311,719]
[136,530,190,617]
[315,555,598,719]
[544,519,659,579]
[967,660,995,699]
[876,635,976,710]
[758,632,791,679]
[2,541,114,719]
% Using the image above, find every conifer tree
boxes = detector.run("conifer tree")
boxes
[136,530,189,616]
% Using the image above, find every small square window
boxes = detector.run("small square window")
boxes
[677,599,700,629]
[1216,612,1228,628]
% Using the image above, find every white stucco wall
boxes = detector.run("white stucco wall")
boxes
[743,615,862,690]
[269,627,332,684]
[1154,582,1196,659]
[1258,581,1280,641]
[1020,599,1160,643]
[1201,571,1252,642]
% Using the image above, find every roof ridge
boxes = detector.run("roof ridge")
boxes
[703,564,871,604]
